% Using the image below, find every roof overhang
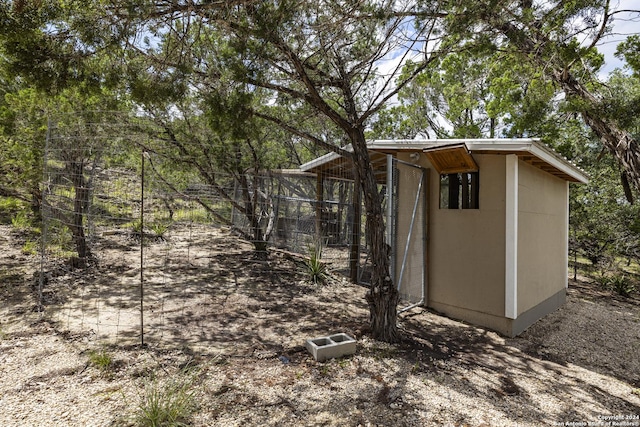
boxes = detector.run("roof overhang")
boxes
[423,143,478,174]
[300,139,589,184]
[461,139,588,183]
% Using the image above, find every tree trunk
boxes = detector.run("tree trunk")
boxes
[239,173,271,259]
[69,160,91,261]
[494,19,640,193]
[554,69,640,192]
[349,171,361,283]
[350,130,400,342]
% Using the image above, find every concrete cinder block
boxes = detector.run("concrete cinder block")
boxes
[305,333,356,362]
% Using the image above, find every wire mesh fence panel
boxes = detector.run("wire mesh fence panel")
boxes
[41,116,155,344]
[39,113,429,351]
[272,172,360,273]
[39,114,349,351]
[392,159,428,311]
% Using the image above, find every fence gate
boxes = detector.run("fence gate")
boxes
[387,156,428,313]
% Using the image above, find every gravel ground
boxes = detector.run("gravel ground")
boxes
[1,225,639,426]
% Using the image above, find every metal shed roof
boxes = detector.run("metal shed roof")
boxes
[299,138,589,184]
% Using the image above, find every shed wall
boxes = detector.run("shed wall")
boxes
[516,160,568,317]
[425,154,506,319]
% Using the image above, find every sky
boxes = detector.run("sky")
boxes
[597,0,640,77]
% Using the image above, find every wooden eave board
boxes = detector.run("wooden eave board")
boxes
[472,150,581,182]
[423,144,478,174]
[473,150,580,182]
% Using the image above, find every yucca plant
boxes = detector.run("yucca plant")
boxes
[609,274,636,298]
[306,242,327,285]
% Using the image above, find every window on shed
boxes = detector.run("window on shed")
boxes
[440,172,479,209]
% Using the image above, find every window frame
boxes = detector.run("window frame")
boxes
[439,171,480,210]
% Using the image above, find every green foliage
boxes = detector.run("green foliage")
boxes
[171,206,212,224]
[318,364,331,376]
[601,71,640,132]
[609,275,636,298]
[560,72,640,275]
[134,376,197,427]
[596,274,637,298]
[133,84,297,256]
[0,86,130,262]
[21,239,39,256]
[616,35,640,77]
[306,242,327,285]
[0,88,47,211]
[2,0,637,339]
[11,211,32,231]
[129,218,174,243]
[130,218,144,235]
[368,104,427,140]
[46,222,75,258]
[0,0,128,94]
[569,132,640,269]
[149,222,171,239]
[337,358,349,369]
[421,51,495,138]
[0,197,27,224]
[88,349,113,372]
[382,37,563,140]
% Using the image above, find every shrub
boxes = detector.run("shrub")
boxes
[134,376,196,427]
[609,275,636,298]
[596,273,637,298]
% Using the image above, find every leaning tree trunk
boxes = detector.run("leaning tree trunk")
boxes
[563,78,640,193]
[584,113,640,193]
[351,130,400,343]
[495,18,640,193]
[553,69,640,193]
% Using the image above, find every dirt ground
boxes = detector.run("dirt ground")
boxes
[0,224,639,426]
